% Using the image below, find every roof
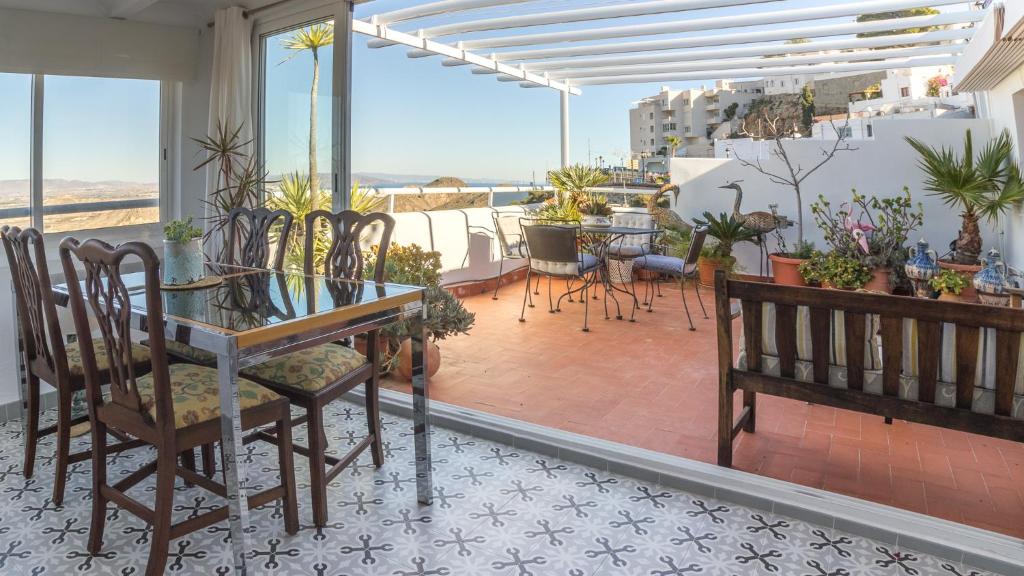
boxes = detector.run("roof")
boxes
[954,1,1024,91]
[355,0,983,95]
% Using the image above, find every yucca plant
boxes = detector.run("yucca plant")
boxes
[906,129,1023,264]
[548,164,610,205]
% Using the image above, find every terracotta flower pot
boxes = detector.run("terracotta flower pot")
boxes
[862,267,892,294]
[395,339,442,381]
[937,292,963,303]
[768,254,807,287]
[698,256,733,287]
[938,260,982,303]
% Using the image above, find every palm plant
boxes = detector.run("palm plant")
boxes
[265,172,331,272]
[351,180,385,213]
[906,129,1023,264]
[692,211,759,259]
[548,164,610,205]
[192,121,262,259]
[664,135,683,158]
[280,21,334,215]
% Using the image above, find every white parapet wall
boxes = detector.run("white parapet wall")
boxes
[672,117,1002,275]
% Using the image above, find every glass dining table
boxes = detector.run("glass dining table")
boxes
[45,262,432,575]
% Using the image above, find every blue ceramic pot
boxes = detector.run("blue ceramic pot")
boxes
[973,249,1009,306]
[163,239,204,286]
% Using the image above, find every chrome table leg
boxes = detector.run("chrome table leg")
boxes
[217,342,254,575]
[410,293,433,504]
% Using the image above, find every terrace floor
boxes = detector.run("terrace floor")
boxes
[385,277,1024,540]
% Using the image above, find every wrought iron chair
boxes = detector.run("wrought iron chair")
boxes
[241,209,395,527]
[633,225,709,331]
[0,226,151,506]
[491,211,538,299]
[519,219,601,332]
[58,237,297,576]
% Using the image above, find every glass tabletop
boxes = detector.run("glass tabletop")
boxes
[57,263,424,336]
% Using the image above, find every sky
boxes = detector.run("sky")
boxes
[0,0,975,188]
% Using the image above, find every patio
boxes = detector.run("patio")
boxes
[386,277,1024,539]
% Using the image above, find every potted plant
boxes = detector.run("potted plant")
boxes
[799,251,872,290]
[769,238,815,286]
[929,269,968,302]
[906,129,1024,281]
[692,211,758,286]
[809,189,922,294]
[578,194,614,227]
[163,217,204,286]
[362,244,475,380]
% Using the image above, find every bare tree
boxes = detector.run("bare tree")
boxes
[734,97,856,245]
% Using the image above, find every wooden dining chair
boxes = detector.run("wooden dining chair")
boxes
[58,237,298,576]
[243,209,395,527]
[0,226,151,505]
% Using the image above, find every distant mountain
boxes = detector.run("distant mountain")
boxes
[0,179,156,197]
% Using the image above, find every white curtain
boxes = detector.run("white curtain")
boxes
[205,6,253,256]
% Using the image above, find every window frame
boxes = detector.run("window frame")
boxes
[11,73,168,233]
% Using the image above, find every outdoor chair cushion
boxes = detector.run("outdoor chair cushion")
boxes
[66,339,151,377]
[504,240,527,258]
[531,253,599,276]
[634,254,695,277]
[736,302,1024,419]
[241,343,369,392]
[134,364,280,429]
[164,340,217,365]
[607,244,647,258]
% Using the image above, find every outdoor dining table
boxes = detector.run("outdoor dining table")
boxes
[580,225,662,322]
[42,262,432,575]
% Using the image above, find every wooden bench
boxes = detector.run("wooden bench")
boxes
[714,270,1024,468]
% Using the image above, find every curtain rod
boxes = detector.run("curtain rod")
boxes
[206,0,292,28]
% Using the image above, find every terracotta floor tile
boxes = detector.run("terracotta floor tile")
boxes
[387,278,1021,537]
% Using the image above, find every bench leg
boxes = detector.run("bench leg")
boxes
[718,388,734,467]
[743,391,757,433]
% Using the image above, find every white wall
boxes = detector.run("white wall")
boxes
[671,118,1001,274]
[980,66,1024,270]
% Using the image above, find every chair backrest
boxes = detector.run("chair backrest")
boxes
[226,207,294,270]
[492,212,526,257]
[305,210,396,283]
[685,226,709,269]
[611,212,656,249]
[59,238,173,436]
[0,226,68,380]
[520,219,582,275]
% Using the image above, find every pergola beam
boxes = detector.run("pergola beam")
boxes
[403,0,780,40]
[351,19,581,95]
[368,0,531,26]
[505,29,973,72]
[526,44,964,81]
[427,11,982,61]
[457,0,974,51]
[566,55,957,86]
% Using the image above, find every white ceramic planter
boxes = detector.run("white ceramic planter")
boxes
[163,238,204,286]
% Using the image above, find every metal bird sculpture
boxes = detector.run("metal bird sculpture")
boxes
[719,180,794,278]
[647,183,692,233]
[719,181,794,234]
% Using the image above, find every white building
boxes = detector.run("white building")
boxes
[629,80,764,171]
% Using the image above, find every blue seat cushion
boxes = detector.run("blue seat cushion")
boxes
[607,244,647,258]
[635,254,688,276]
[580,253,599,273]
[531,253,600,276]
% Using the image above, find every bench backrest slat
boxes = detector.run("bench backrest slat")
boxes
[881,315,902,398]
[775,303,797,378]
[996,329,1020,417]
[844,311,866,391]
[956,325,980,410]
[741,300,762,373]
[917,320,941,404]
[810,307,830,385]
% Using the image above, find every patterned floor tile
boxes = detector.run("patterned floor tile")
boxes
[0,406,1010,576]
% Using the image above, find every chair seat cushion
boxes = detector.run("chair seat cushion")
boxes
[580,253,600,273]
[504,240,527,258]
[66,339,150,377]
[635,254,689,276]
[607,244,647,258]
[135,364,280,429]
[241,343,369,392]
[164,340,217,365]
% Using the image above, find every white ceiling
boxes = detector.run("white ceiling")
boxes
[0,0,281,28]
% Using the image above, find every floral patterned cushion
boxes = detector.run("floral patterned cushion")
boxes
[164,340,217,365]
[135,364,281,429]
[241,343,368,392]
[66,339,151,377]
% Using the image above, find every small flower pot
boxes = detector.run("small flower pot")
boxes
[768,254,807,287]
[163,238,204,286]
[938,260,981,303]
[937,292,963,303]
[862,267,892,294]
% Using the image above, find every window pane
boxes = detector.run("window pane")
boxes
[0,73,32,229]
[261,20,334,270]
[42,76,159,233]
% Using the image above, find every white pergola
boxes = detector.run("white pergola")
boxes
[352,0,983,166]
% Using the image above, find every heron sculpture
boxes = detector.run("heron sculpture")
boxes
[719,180,794,277]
